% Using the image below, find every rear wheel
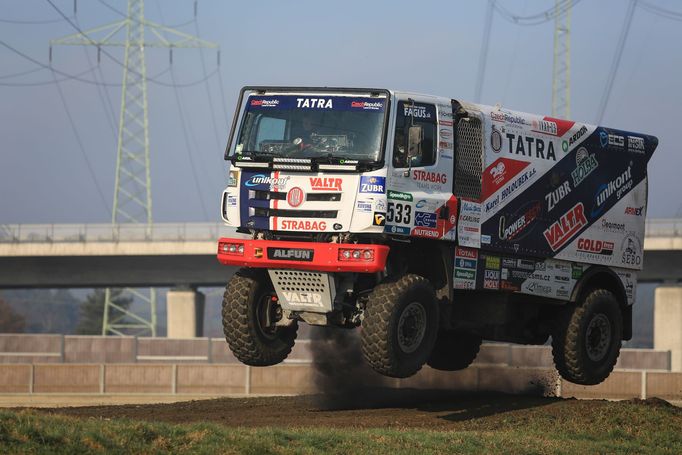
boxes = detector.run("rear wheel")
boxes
[361,274,439,378]
[222,268,297,366]
[551,289,622,385]
[427,330,482,371]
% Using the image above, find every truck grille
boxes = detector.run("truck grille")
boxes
[252,208,338,218]
[455,117,483,201]
[252,190,341,202]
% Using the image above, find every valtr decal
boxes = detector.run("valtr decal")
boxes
[310,177,342,191]
[544,202,588,251]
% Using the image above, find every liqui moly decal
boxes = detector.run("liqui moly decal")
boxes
[544,202,588,251]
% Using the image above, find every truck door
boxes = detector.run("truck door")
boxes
[385,98,457,240]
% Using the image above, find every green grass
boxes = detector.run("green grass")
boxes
[0,402,680,454]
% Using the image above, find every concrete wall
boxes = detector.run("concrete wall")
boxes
[0,336,672,371]
[0,363,680,400]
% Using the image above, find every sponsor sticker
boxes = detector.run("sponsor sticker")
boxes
[356,200,373,212]
[385,224,410,235]
[458,200,482,248]
[505,133,557,161]
[228,170,238,187]
[244,174,290,189]
[543,202,588,251]
[280,220,327,230]
[387,190,413,201]
[267,248,314,261]
[310,177,342,191]
[415,211,437,228]
[591,165,633,218]
[571,147,598,187]
[373,212,386,226]
[360,176,386,194]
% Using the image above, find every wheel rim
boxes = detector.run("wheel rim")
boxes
[397,301,427,354]
[255,294,278,341]
[586,313,611,362]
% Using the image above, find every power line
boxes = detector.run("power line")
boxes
[0,15,74,25]
[595,0,637,124]
[74,16,118,142]
[49,67,111,216]
[0,40,212,87]
[45,0,215,88]
[169,66,210,220]
[474,0,495,103]
[99,0,195,27]
[0,66,46,80]
[639,1,682,21]
[194,19,224,153]
[494,0,581,26]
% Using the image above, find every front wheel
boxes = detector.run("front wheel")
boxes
[551,289,622,385]
[222,268,297,366]
[361,274,439,378]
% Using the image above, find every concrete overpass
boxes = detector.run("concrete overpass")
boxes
[1,221,681,361]
[0,220,680,289]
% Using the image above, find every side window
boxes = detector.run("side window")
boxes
[393,101,437,168]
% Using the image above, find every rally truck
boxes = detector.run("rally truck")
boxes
[217,86,657,385]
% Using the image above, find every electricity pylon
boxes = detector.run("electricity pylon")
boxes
[552,0,571,119]
[50,0,218,336]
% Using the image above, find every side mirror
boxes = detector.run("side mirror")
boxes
[407,125,423,159]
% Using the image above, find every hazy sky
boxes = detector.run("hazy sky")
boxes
[1,0,680,223]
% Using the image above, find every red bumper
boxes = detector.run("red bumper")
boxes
[217,238,389,273]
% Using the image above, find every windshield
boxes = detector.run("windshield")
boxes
[234,94,386,162]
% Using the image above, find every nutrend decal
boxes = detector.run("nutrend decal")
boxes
[543,202,588,252]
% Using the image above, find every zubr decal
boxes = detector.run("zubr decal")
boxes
[359,176,386,194]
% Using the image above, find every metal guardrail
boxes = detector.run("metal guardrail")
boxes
[645,219,682,238]
[0,223,237,243]
[0,219,678,243]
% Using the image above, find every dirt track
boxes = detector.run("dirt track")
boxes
[39,390,679,430]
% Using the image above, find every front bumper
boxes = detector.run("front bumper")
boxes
[217,238,389,273]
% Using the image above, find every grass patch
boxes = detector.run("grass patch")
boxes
[0,400,680,454]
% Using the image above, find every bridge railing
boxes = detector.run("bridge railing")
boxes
[645,219,682,238]
[0,223,235,243]
[0,219,679,243]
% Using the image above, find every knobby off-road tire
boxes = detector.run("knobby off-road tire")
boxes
[361,274,439,378]
[427,330,482,371]
[551,289,622,385]
[222,268,297,366]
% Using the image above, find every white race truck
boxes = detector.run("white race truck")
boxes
[217,86,657,385]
